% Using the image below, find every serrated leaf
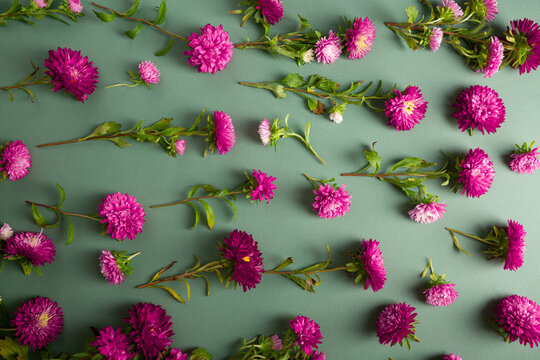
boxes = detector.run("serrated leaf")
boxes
[83,122,121,139]
[31,204,48,227]
[363,148,381,173]
[154,285,185,303]
[198,200,215,230]
[184,202,201,230]
[66,217,74,245]
[122,0,140,17]
[154,0,167,25]
[281,73,304,87]
[93,10,116,23]
[125,21,143,39]
[155,36,174,56]
[55,183,65,209]
[405,5,418,23]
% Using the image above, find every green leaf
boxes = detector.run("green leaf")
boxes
[405,5,418,23]
[280,73,304,87]
[273,257,293,271]
[55,183,65,209]
[188,109,205,132]
[154,0,167,25]
[153,285,185,303]
[155,36,174,56]
[122,0,140,16]
[150,118,173,131]
[389,157,436,173]
[108,137,132,148]
[198,200,215,230]
[283,274,316,293]
[93,10,116,23]
[304,122,311,142]
[450,231,471,256]
[31,204,48,227]
[220,198,238,223]
[184,202,201,230]
[190,348,213,360]
[83,122,121,139]
[125,21,143,39]
[66,217,74,245]
[176,278,191,301]
[363,148,381,173]
[0,336,29,360]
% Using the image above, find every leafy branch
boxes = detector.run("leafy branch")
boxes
[0,61,51,102]
[0,0,83,26]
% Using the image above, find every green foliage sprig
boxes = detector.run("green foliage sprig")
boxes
[0,62,51,102]
[0,0,83,26]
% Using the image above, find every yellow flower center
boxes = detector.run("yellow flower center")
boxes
[27,235,41,248]
[355,35,369,50]
[403,101,416,114]
[38,312,52,328]
[242,256,251,263]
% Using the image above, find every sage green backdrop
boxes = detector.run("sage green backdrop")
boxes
[1,0,540,359]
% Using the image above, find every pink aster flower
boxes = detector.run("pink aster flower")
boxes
[0,223,14,240]
[430,27,443,51]
[99,250,125,286]
[138,61,160,85]
[505,220,526,271]
[506,19,540,74]
[184,24,234,74]
[345,17,376,60]
[510,144,540,174]
[0,140,32,181]
[250,169,277,203]
[441,0,464,19]
[358,239,387,292]
[312,351,326,360]
[13,297,64,350]
[480,0,498,22]
[220,229,264,292]
[44,47,99,103]
[442,353,462,360]
[270,334,282,351]
[258,118,272,146]
[408,202,447,224]
[493,295,540,347]
[452,85,505,134]
[124,302,175,359]
[33,0,47,8]
[91,326,133,360]
[312,183,351,219]
[384,86,428,131]
[213,110,236,155]
[163,349,188,360]
[3,230,56,267]
[68,0,83,14]
[97,192,146,241]
[376,302,418,347]
[424,283,459,307]
[289,315,322,355]
[457,148,495,198]
[315,30,342,65]
[175,139,186,155]
[257,0,283,25]
[479,36,504,78]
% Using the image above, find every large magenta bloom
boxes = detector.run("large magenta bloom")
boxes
[91,326,133,360]
[315,30,342,65]
[441,0,463,19]
[430,27,443,51]
[408,202,447,224]
[505,220,526,271]
[312,183,351,219]
[458,148,495,198]
[424,283,459,307]
[124,302,174,359]
[493,295,540,347]
[13,297,64,350]
[44,47,99,103]
[250,169,277,203]
[3,231,56,267]
[184,24,234,74]
[257,0,283,25]
[376,302,418,347]
[99,250,125,286]
[480,36,504,78]
[98,192,146,241]
[452,85,505,134]
[442,353,462,360]
[213,110,236,155]
[0,140,32,181]
[507,19,540,74]
[510,147,540,174]
[384,86,428,131]
[345,17,376,60]
[220,229,264,291]
[359,239,387,292]
[289,315,322,355]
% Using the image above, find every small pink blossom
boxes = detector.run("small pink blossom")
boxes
[408,202,447,224]
[510,147,540,174]
[424,283,459,307]
[0,223,14,240]
[68,0,83,14]
[33,0,47,8]
[315,30,342,65]
[138,61,160,85]
[258,119,272,146]
[441,0,464,19]
[175,139,186,155]
[430,27,443,51]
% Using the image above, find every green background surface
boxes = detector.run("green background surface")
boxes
[1,0,540,359]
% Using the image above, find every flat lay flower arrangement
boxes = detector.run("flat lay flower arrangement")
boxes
[1,0,540,359]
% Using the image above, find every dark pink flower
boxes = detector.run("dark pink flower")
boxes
[359,239,387,292]
[385,86,428,131]
[220,229,264,291]
[91,326,133,360]
[250,169,277,203]
[312,351,326,360]
[441,0,463,19]
[99,250,124,286]
[289,315,322,355]
[44,47,99,103]
[257,0,283,25]
[315,30,342,65]
[507,19,540,74]
[184,24,234,74]
[376,302,418,347]
[424,283,459,307]
[408,202,447,224]
[481,0,498,21]
[430,27,443,51]
[98,192,146,241]
[0,140,32,181]
[68,0,83,14]
[13,297,64,350]
[33,0,47,8]
[213,110,236,155]
[452,85,505,134]
[312,183,351,219]
[510,147,540,174]
[493,295,540,347]
[3,231,55,267]
[442,353,462,360]
[138,61,160,85]
[458,148,495,198]
[163,349,188,360]
[504,220,526,271]
[345,17,376,60]
[480,36,504,78]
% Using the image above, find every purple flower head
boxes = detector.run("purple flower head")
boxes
[385,86,428,131]
[257,0,283,25]
[479,36,504,78]
[504,220,526,271]
[220,229,264,291]
[345,17,376,60]
[312,351,326,360]
[357,239,387,292]
[163,349,188,360]
[0,140,32,181]
[99,250,125,286]
[213,110,236,155]
[44,47,99,103]
[4,231,56,267]
[510,145,540,174]
[493,295,540,347]
[289,315,322,355]
[124,302,174,359]
[258,118,272,146]
[441,0,463,19]
[430,27,443,51]
[68,0,83,14]
[507,19,540,74]
[184,24,234,74]
[138,61,160,85]
[458,148,495,198]
[270,334,282,351]
[250,169,277,203]
[376,302,418,347]
[408,202,447,224]
[424,283,459,307]
[98,192,146,241]
[13,297,64,350]
[0,223,14,240]
[175,139,186,155]
[315,30,342,65]
[442,353,463,360]
[312,183,351,219]
[90,326,133,360]
[452,85,505,134]
[33,0,47,8]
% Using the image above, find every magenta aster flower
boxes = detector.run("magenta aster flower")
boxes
[0,223,14,240]
[452,85,505,134]
[184,24,234,74]
[312,351,326,360]
[493,295,540,347]
[345,17,376,60]
[479,36,504,78]
[13,297,64,350]
[3,231,56,267]
[220,229,264,291]
[175,139,186,155]
[504,220,526,271]
[258,118,272,146]
[250,169,277,203]
[480,0,498,22]
[441,0,464,19]
[289,315,322,355]
[97,192,146,241]
[99,250,125,286]
[138,61,160,85]
[408,202,447,224]
[430,27,443,51]
[68,0,83,14]
[424,283,459,307]
[458,148,495,198]
[0,140,32,181]
[507,19,540,74]
[442,353,462,360]
[312,183,351,219]
[510,146,540,174]
[257,0,283,25]
[213,110,236,155]
[91,326,133,360]
[315,30,342,65]
[376,302,418,347]
[359,239,387,292]
[33,0,47,8]
[44,47,98,103]
[124,302,174,359]
[270,334,282,351]
[384,86,428,131]
[163,349,188,360]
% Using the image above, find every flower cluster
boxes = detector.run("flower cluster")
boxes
[185,24,234,74]
[0,140,32,182]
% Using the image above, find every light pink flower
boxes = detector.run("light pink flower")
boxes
[430,27,443,51]
[315,30,342,65]
[0,223,14,240]
[138,61,160,85]
[68,0,83,14]
[175,139,186,155]
[408,202,447,224]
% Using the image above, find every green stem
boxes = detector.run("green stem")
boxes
[0,79,50,91]
[341,172,429,177]
[384,22,489,44]
[127,251,142,261]
[0,328,16,332]
[264,265,347,275]
[285,133,326,165]
[136,261,225,288]
[445,227,490,244]
[150,190,247,208]
[25,201,101,222]
[105,83,138,89]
